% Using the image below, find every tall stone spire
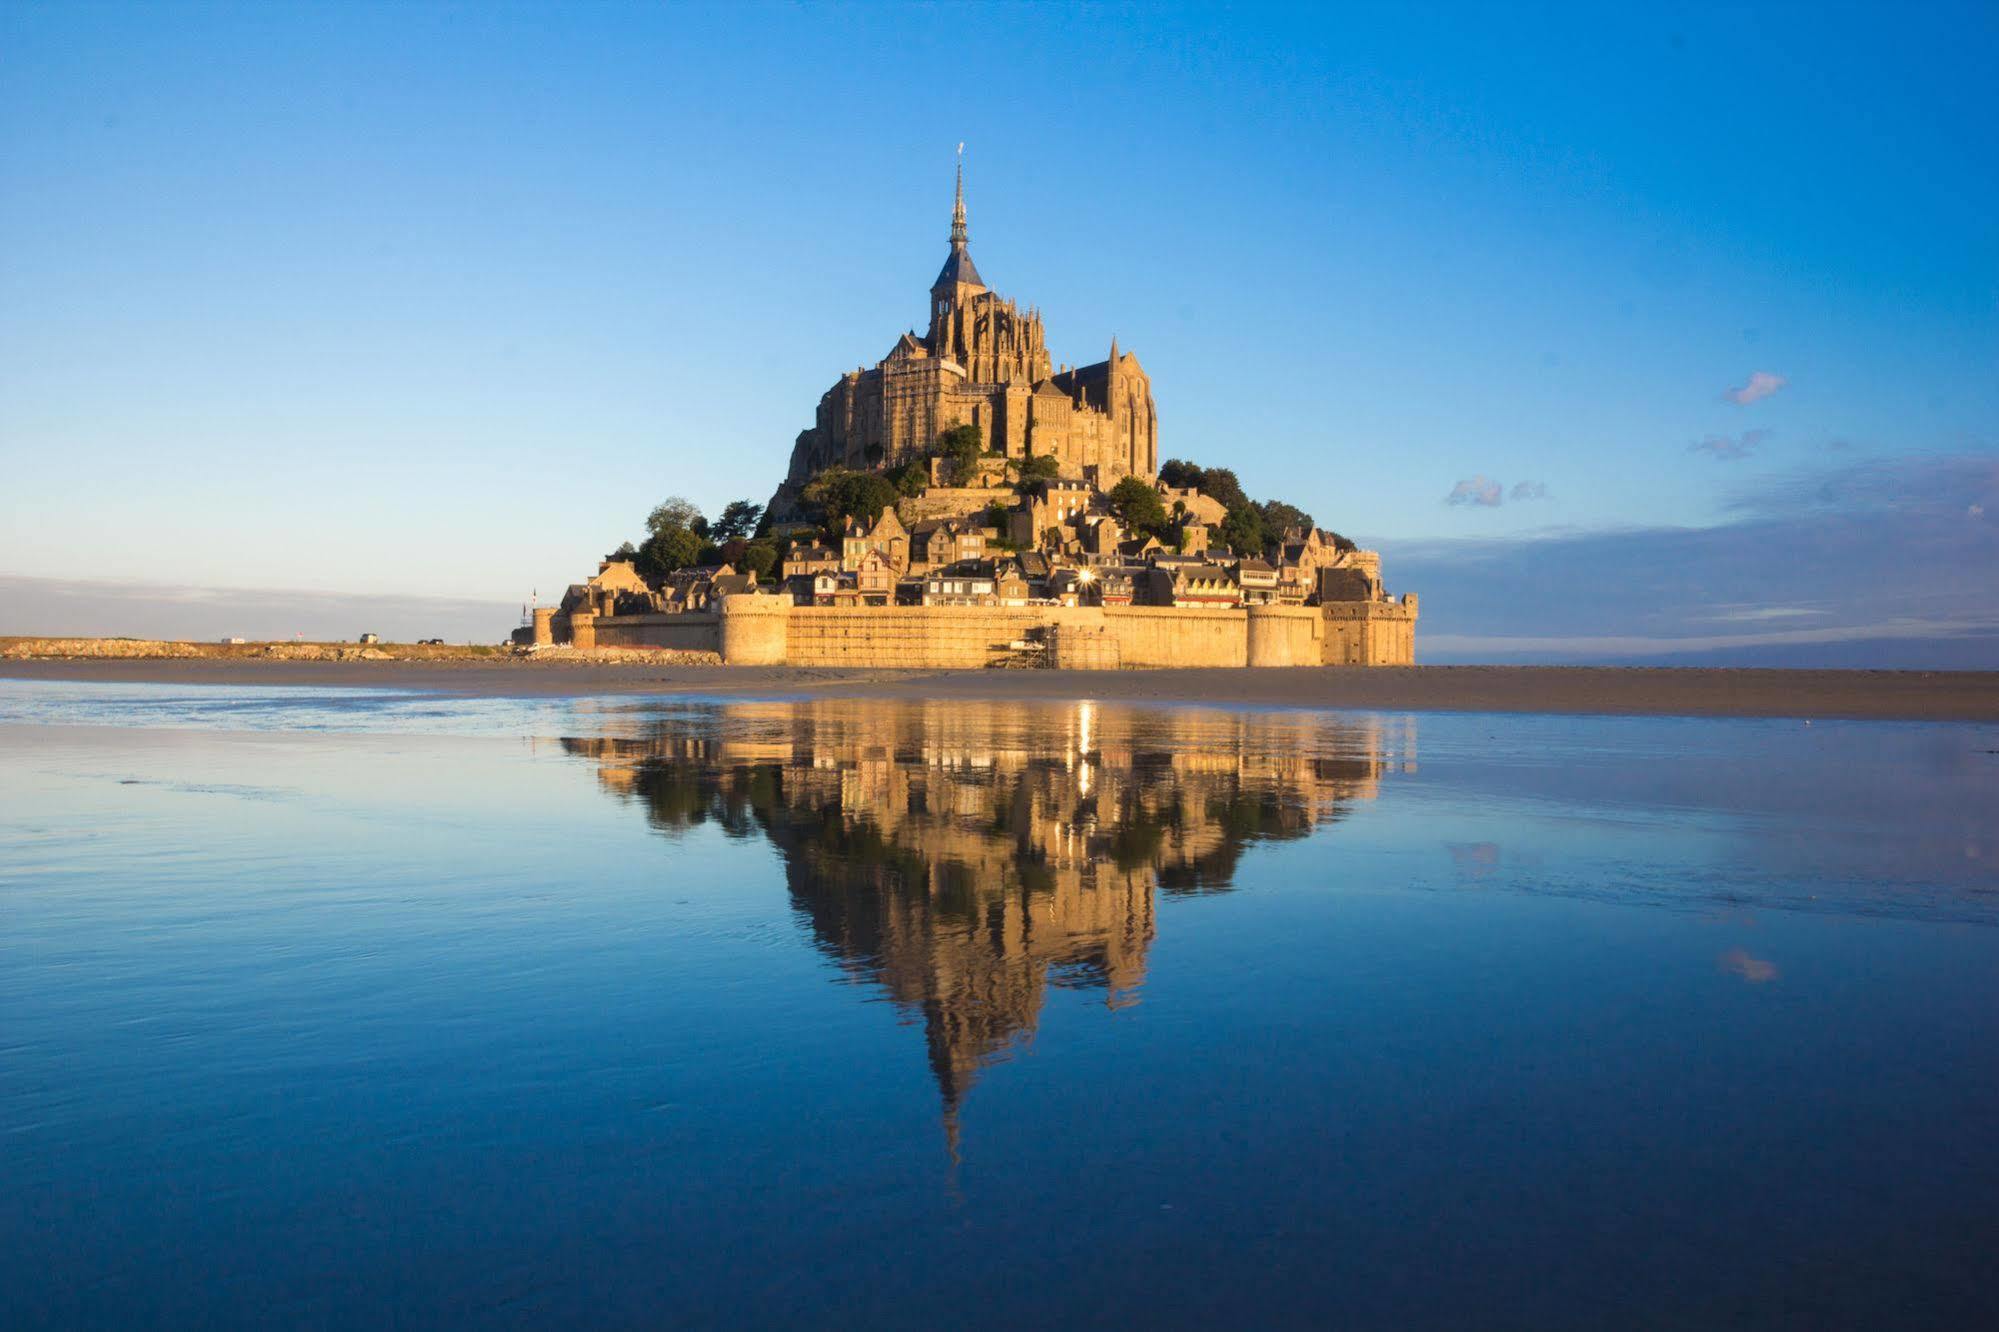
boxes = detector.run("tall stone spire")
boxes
[950,144,968,246]
[930,143,984,302]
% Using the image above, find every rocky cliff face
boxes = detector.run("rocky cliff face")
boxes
[763,429,821,523]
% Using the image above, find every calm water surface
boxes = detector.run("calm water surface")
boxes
[2,681,1995,1328]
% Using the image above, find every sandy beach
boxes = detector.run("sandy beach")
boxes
[4,655,1997,721]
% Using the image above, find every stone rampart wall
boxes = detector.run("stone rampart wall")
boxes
[559,596,1416,667]
[1048,623,1121,670]
[1103,606,1249,668]
[590,612,722,653]
[782,605,1066,668]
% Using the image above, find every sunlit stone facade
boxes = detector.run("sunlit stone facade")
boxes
[776,164,1158,502]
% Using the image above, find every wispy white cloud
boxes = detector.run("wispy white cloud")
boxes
[1724,452,1998,517]
[1724,370,1787,405]
[1509,480,1549,501]
[1690,428,1771,461]
[1445,475,1504,507]
[1700,605,1828,623]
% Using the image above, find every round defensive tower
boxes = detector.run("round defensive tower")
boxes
[1245,604,1314,668]
[717,594,790,665]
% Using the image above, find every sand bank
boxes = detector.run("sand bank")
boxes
[4,655,1997,721]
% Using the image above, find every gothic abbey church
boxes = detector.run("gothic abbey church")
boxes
[774,166,1159,511]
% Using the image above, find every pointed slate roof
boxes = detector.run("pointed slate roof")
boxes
[932,242,984,292]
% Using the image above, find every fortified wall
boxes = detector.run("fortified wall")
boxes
[542,595,1418,669]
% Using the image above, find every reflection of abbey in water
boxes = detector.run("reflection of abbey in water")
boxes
[564,701,1411,1147]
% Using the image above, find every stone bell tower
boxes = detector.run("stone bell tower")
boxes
[924,154,1052,387]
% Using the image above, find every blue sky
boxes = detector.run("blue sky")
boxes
[2,2,1994,658]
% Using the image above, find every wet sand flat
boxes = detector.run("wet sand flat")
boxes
[5,657,1997,720]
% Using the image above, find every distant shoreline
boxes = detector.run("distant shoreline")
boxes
[3,649,1997,721]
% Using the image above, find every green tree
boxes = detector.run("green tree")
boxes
[938,422,982,453]
[1108,476,1169,537]
[1259,499,1313,536]
[635,525,703,578]
[742,542,778,581]
[634,495,711,576]
[1196,466,1249,512]
[887,459,930,497]
[803,466,899,535]
[603,540,640,565]
[1220,503,1268,557]
[1014,454,1061,485]
[938,423,983,482]
[1149,460,1326,556]
[711,500,764,543]
[647,497,704,537]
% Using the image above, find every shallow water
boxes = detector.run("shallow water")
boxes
[2,681,1995,1328]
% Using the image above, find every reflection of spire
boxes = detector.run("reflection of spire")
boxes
[950,144,967,246]
[926,997,978,1120]
[933,1011,967,1168]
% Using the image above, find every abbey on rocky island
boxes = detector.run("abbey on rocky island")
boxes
[528,159,1417,669]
